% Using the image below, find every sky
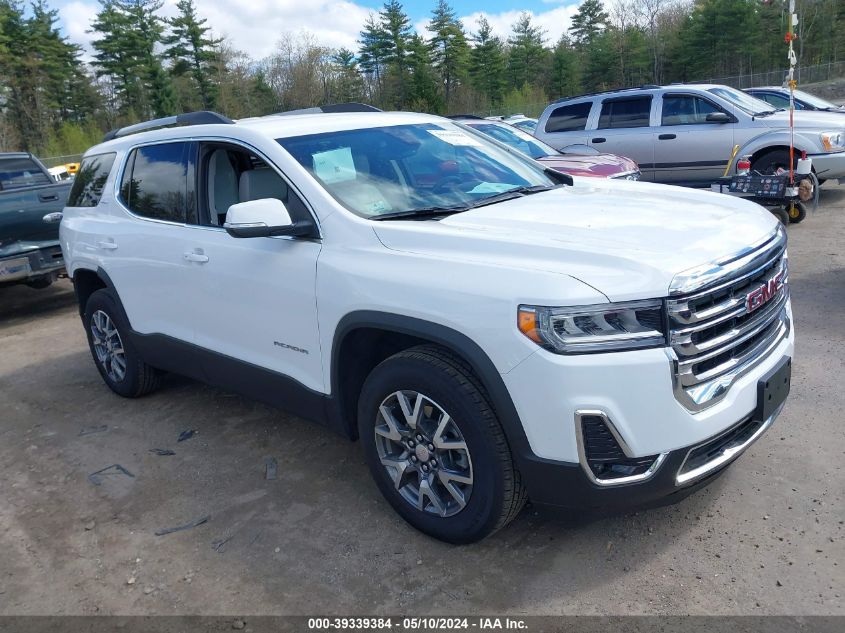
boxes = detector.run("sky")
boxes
[53,0,587,61]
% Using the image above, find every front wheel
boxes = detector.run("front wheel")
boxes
[358,345,526,543]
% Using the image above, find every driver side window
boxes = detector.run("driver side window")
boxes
[199,143,310,227]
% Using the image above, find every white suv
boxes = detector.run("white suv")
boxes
[61,106,794,543]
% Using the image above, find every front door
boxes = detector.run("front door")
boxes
[652,93,737,186]
[185,142,324,394]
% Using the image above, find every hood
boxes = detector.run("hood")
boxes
[537,152,638,178]
[759,109,845,128]
[373,180,779,301]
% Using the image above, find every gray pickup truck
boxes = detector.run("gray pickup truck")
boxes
[0,152,71,288]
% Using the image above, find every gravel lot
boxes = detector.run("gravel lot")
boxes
[1,186,843,616]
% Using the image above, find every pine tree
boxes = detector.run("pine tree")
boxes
[358,14,390,100]
[550,35,580,99]
[569,0,609,48]
[379,0,413,108]
[469,16,505,105]
[427,0,468,108]
[331,48,365,103]
[406,33,442,112]
[164,0,220,110]
[507,12,547,90]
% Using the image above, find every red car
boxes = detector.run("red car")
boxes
[453,116,640,180]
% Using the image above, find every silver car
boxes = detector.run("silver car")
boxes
[534,84,845,187]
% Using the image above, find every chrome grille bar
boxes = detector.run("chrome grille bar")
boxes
[666,228,790,411]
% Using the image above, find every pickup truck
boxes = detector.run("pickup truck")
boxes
[0,152,71,288]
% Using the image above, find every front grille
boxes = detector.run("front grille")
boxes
[667,230,790,410]
[581,415,659,481]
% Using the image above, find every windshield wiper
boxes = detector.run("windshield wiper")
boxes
[372,205,469,221]
[467,184,559,209]
[372,185,559,221]
[755,110,779,117]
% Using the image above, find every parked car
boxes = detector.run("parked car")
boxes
[48,165,74,182]
[62,107,793,543]
[0,152,72,288]
[452,116,640,179]
[534,83,845,187]
[744,86,845,113]
[504,115,539,133]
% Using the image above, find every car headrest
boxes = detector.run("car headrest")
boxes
[239,168,288,203]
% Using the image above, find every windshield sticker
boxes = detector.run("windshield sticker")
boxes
[469,182,520,194]
[428,129,483,147]
[313,147,357,183]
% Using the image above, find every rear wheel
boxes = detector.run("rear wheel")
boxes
[358,345,526,543]
[84,289,160,398]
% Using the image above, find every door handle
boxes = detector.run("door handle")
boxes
[42,212,63,223]
[592,137,606,144]
[658,134,677,140]
[183,250,209,263]
[38,193,59,202]
[96,240,118,251]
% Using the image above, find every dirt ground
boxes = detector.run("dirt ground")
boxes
[1,187,843,617]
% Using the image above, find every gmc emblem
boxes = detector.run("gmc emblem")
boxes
[746,271,784,314]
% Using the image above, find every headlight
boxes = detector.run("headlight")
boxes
[610,170,641,181]
[518,300,666,354]
[820,131,845,152]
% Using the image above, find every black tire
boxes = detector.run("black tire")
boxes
[358,345,526,544]
[771,207,790,226]
[83,288,160,398]
[752,149,793,175]
[787,201,807,224]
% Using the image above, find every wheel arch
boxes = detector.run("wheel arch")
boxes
[71,266,131,326]
[329,312,533,460]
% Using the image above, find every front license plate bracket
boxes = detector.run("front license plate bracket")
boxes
[755,357,791,421]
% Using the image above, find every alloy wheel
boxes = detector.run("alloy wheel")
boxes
[374,390,473,517]
[90,309,127,383]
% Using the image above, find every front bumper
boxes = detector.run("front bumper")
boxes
[807,150,845,180]
[502,300,793,508]
[518,403,784,510]
[0,242,64,286]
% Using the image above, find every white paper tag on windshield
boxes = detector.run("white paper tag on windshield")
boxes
[428,129,483,147]
[313,146,356,183]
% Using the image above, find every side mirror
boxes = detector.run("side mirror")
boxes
[705,112,732,124]
[224,198,314,238]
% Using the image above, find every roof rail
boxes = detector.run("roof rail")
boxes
[275,103,382,116]
[446,114,486,120]
[102,111,235,142]
[551,84,663,105]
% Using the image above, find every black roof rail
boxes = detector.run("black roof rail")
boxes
[275,103,382,116]
[102,111,234,142]
[446,114,486,120]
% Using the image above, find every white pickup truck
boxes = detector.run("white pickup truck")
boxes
[60,107,793,543]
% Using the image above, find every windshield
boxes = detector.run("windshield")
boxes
[793,89,840,110]
[278,122,556,218]
[463,121,557,160]
[709,86,776,115]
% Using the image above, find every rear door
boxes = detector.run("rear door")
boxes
[536,101,593,150]
[105,141,200,344]
[589,96,655,181]
[0,155,69,243]
[652,92,737,186]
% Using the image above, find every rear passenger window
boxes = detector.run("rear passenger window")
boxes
[119,142,195,223]
[598,97,652,129]
[0,156,52,190]
[67,153,116,207]
[545,102,592,133]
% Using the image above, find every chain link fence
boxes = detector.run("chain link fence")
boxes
[700,60,845,90]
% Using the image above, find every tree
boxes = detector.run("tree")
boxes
[406,34,442,112]
[90,0,175,120]
[569,0,609,48]
[358,13,390,100]
[469,16,506,105]
[507,12,548,90]
[330,48,365,103]
[550,36,580,99]
[379,0,413,108]
[427,0,469,108]
[164,0,220,110]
